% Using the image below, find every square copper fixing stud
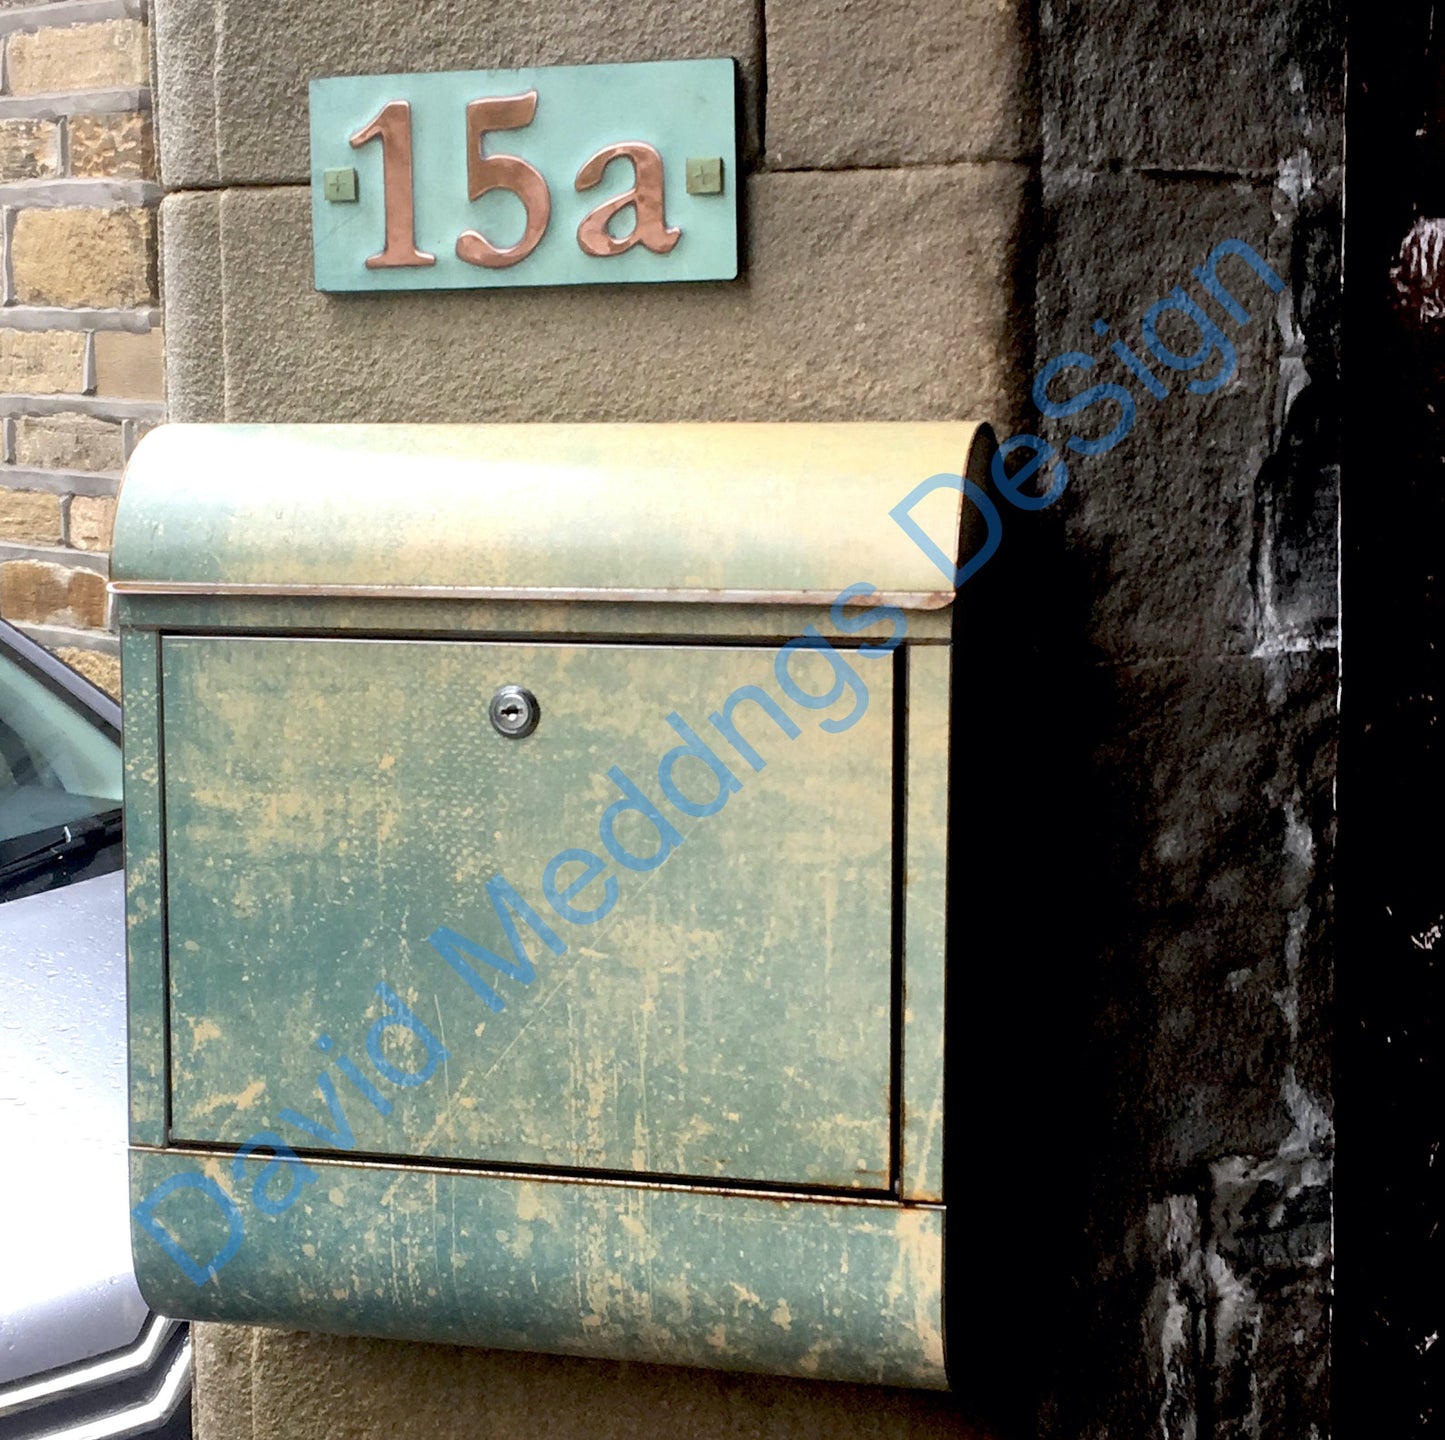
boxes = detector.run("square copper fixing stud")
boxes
[323,167,359,202]
[685,157,724,196]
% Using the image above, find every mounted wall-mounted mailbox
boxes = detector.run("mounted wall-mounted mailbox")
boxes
[115,421,992,1391]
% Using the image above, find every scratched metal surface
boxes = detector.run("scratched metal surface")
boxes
[122,627,166,1146]
[116,420,974,1384]
[114,594,956,644]
[129,1149,947,1389]
[901,649,950,1202]
[111,422,985,601]
[161,635,897,1189]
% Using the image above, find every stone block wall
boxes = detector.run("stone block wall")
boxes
[155,0,1035,428]
[0,0,161,694]
[1029,2,1340,1431]
[148,0,1341,1434]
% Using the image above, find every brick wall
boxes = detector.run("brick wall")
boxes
[0,0,162,695]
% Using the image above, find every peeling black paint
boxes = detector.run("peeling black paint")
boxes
[1250,179,1341,658]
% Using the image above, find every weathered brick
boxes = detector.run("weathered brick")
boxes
[69,110,155,179]
[0,558,107,628]
[0,330,87,394]
[56,645,119,696]
[67,493,115,550]
[93,328,164,400]
[123,418,155,459]
[0,117,60,180]
[4,19,149,95]
[10,207,155,308]
[0,487,62,543]
[13,412,124,471]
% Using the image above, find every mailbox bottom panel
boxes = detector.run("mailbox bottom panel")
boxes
[129,1149,946,1390]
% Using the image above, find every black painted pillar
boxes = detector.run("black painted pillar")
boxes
[1340,1,1445,1430]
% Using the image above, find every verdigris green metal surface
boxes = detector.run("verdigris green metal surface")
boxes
[162,635,895,1189]
[116,420,983,1388]
[121,629,165,1146]
[129,1149,946,1389]
[111,423,987,604]
[310,60,738,291]
[902,649,950,1202]
[114,593,956,644]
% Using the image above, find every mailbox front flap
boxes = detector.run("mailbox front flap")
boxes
[111,422,993,608]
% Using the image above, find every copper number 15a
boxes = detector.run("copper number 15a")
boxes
[349,93,680,272]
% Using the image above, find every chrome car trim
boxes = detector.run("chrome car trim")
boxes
[31,1337,191,1440]
[0,1315,179,1418]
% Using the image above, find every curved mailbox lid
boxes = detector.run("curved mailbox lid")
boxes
[111,422,993,608]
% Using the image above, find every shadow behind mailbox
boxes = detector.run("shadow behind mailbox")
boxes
[114,422,992,1391]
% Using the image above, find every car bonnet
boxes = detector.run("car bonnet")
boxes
[0,870,148,1384]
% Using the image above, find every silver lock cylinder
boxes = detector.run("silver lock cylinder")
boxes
[489,684,540,738]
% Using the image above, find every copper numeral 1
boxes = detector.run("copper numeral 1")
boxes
[350,99,436,270]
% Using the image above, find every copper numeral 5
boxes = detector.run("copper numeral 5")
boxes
[456,93,551,269]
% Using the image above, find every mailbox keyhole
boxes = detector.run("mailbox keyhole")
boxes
[489,684,540,739]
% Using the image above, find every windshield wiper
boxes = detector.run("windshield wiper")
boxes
[0,806,123,890]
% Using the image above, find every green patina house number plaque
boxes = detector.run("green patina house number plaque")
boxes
[310,59,739,292]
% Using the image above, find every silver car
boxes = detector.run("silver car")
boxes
[0,619,191,1439]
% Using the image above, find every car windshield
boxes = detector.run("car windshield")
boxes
[0,647,122,899]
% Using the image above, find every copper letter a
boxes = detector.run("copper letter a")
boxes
[575,143,680,257]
